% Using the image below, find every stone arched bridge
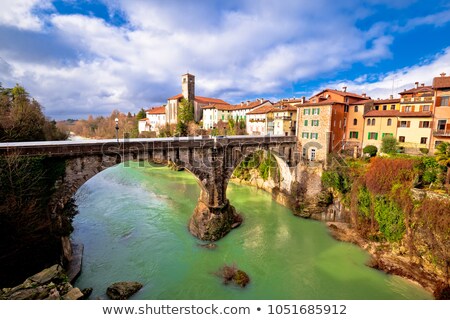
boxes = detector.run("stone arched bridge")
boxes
[0,135,299,241]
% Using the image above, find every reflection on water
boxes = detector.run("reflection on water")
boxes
[72,163,432,300]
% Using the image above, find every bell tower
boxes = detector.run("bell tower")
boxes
[181,73,195,102]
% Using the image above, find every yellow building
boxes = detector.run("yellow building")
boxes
[272,104,297,136]
[362,110,398,150]
[345,99,372,153]
[372,97,400,111]
[396,82,434,153]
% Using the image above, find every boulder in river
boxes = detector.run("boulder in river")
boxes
[106,282,143,300]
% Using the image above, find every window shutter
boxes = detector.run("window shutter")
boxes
[407,121,411,128]
[368,132,370,139]
[317,108,320,115]
[356,132,359,139]
[375,133,378,140]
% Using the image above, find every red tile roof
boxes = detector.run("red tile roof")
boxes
[272,103,297,112]
[167,93,184,100]
[373,98,400,104]
[398,111,432,117]
[232,99,271,110]
[433,76,450,89]
[350,99,372,105]
[295,100,343,107]
[399,86,433,95]
[146,106,166,114]
[201,103,234,111]
[247,104,276,115]
[311,88,369,100]
[195,96,229,105]
[138,118,149,121]
[364,110,399,117]
[364,110,432,117]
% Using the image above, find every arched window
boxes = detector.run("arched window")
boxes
[371,119,375,125]
[353,119,357,125]
[355,105,358,112]
[367,118,370,125]
[387,118,392,126]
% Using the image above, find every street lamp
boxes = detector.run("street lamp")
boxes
[115,118,119,143]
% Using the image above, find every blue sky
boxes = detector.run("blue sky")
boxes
[1,0,450,119]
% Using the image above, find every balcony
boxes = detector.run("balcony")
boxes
[433,130,450,137]
[274,116,292,120]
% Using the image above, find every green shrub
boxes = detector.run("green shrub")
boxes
[363,145,378,157]
[374,196,405,242]
[381,136,398,154]
[357,187,371,218]
[420,148,429,154]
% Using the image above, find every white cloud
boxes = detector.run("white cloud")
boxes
[322,47,450,100]
[0,0,52,31]
[0,0,449,118]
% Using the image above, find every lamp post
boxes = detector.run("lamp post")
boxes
[115,118,119,143]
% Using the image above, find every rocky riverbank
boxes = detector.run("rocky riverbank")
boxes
[230,171,448,299]
[0,265,85,300]
[326,222,449,299]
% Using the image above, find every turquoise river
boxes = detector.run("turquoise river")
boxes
[72,162,432,299]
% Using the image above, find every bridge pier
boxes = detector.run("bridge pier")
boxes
[188,192,241,241]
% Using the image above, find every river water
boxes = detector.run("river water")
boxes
[72,162,431,299]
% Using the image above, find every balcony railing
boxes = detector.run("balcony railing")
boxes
[433,130,450,137]
[274,116,292,120]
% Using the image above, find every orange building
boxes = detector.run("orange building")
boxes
[296,87,368,161]
[344,99,372,153]
[431,73,450,151]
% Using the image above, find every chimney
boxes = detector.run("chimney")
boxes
[342,86,347,92]
[421,83,424,87]
[240,101,244,106]
[362,93,366,98]
[246,100,250,106]
[390,95,393,99]
[301,96,306,103]
[415,82,419,89]
[440,72,447,77]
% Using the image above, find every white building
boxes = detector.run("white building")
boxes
[138,105,166,134]
[202,103,233,129]
[165,74,229,124]
[246,103,275,135]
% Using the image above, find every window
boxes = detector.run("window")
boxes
[344,105,349,112]
[387,118,392,126]
[399,121,410,128]
[368,132,378,140]
[311,120,319,126]
[441,96,449,106]
[371,119,375,125]
[310,148,316,161]
[399,136,405,142]
[383,105,387,110]
[435,140,443,148]
[312,108,320,115]
[437,120,447,130]
[302,147,307,158]
[349,131,359,139]
[420,137,427,144]
[304,120,308,126]
[419,121,430,128]
[390,105,396,110]
[303,109,310,115]
[353,119,357,125]
[302,132,309,139]
[422,105,430,112]
[404,106,413,112]
[375,105,379,110]
[367,118,370,125]
[354,105,359,112]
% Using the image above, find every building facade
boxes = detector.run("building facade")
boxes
[431,73,450,151]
